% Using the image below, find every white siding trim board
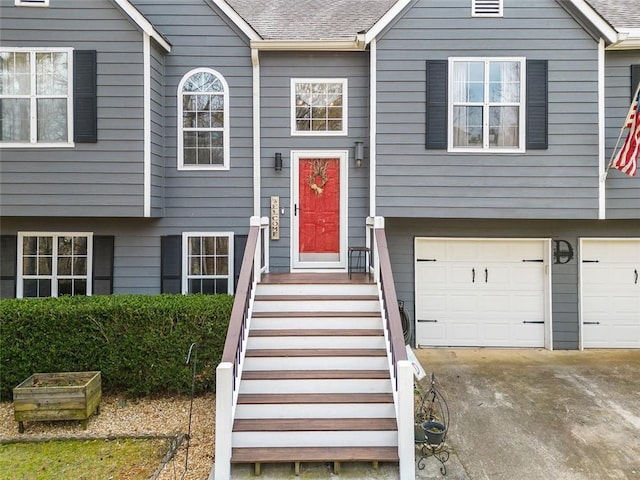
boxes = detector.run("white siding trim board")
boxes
[597,38,606,220]
[143,33,151,217]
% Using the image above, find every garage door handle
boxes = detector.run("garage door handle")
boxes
[472,268,475,283]
[635,269,638,284]
[418,319,438,323]
[583,321,600,325]
[523,321,544,324]
[485,268,488,283]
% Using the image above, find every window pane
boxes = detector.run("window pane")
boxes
[58,256,72,275]
[312,119,327,131]
[58,279,72,296]
[75,279,87,296]
[1,99,30,142]
[74,257,87,276]
[211,131,223,147]
[202,279,215,294]
[296,119,310,131]
[23,257,37,275]
[189,279,202,294]
[0,52,30,95]
[203,257,215,275]
[184,148,197,165]
[328,120,343,131]
[58,236,72,255]
[23,279,38,298]
[453,62,484,102]
[489,61,520,103]
[189,256,201,275]
[189,237,201,255]
[216,279,228,294]
[215,236,228,253]
[203,237,215,255]
[38,257,52,275]
[211,148,223,165]
[37,98,68,142]
[489,106,519,147]
[184,131,197,148]
[183,111,196,128]
[217,257,228,275]
[453,106,483,147]
[73,237,87,255]
[39,237,52,255]
[197,146,211,165]
[23,237,37,255]
[36,52,68,95]
[183,71,223,93]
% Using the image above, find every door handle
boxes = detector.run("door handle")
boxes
[485,268,488,283]
[635,269,638,285]
[472,268,475,283]
[294,204,299,216]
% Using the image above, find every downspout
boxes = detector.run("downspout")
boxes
[369,39,377,217]
[143,32,151,217]
[252,48,261,216]
[598,38,606,220]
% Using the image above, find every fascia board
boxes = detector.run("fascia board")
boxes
[364,0,413,44]
[250,39,367,51]
[111,0,172,52]
[558,0,618,44]
[211,0,262,41]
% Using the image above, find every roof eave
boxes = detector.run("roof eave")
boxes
[556,0,619,44]
[364,0,413,44]
[250,37,367,51]
[607,31,640,50]
[211,0,262,41]
[111,0,172,52]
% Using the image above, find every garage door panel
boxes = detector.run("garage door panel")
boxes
[581,239,640,349]
[415,238,548,348]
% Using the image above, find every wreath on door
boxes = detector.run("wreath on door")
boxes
[308,159,329,195]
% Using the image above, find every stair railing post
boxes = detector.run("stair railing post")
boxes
[397,359,416,480]
[371,216,384,283]
[213,361,234,480]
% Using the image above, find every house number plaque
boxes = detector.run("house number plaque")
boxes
[270,196,280,240]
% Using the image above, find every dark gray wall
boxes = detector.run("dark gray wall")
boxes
[375,0,602,219]
[258,51,371,271]
[385,217,640,350]
[0,0,146,217]
[604,50,640,218]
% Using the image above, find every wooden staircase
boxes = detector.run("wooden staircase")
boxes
[230,276,399,475]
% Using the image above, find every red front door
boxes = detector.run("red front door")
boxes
[298,157,340,262]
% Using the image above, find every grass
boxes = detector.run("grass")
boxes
[0,437,171,480]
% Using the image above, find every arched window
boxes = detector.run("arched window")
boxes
[177,68,229,170]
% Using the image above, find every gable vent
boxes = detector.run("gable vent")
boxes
[472,0,502,17]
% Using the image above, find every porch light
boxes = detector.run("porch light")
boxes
[354,141,364,168]
[275,152,283,171]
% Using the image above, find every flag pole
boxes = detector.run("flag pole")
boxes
[603,81,640,181]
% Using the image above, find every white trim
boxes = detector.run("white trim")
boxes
[211,0,261,42]
[471,0,503,18]
[560,0,618,45]
[181,231,235,295]
[143,33,151,217]
[290,150,349,271]
[16,232,94,298]
[0,47,74,147]
[111,0,171,52]
[597,39,606,220]
[364,0,412,44]
[250,39,366,51]
[252,49,261,216]
[447,57,526,154]
[290,78,348,136]
[177,68,230,171]
[369,39,377,217]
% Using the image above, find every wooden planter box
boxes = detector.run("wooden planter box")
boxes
[13,371,101,433]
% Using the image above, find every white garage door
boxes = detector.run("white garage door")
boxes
[415,238,551,348]
[581,239,640,349]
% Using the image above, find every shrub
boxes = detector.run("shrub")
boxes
[0,294,233,401]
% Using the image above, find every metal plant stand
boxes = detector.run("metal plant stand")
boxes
[415,372,450,475]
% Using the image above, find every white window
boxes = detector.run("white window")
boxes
[15,0,49,6]
[449,57,525,153]
[0,48,73,146]
[177,68,229,170]
[17,233,93,298]
[182,232,233,295]
[291,79,347,135]
[472,0,502,17]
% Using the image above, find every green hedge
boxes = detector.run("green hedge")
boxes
[0,294,233,401]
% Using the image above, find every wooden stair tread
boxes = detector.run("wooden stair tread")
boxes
[255,295,378,301]
[242,370,390,380]
[250,329,383,337]
[237,393,394,404]
[245,348,387,357]
[231,446,399,463]
[233,418,397,432]
[252,311,381,318]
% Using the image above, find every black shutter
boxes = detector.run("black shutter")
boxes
[161,235,182,294]
[425,60,448,149]
[526,60,548,150]
[93,236,114,295]
[632,64,640,99]
[0,236,17,299]
[74,50,97,143]
[233,234,248,293]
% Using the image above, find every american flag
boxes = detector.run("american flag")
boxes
[611,84,640,177]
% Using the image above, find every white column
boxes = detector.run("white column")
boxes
[397,360,416,480]
[213,362,234,480]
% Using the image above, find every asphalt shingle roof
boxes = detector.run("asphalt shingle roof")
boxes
[585,0,640,30]
[225,0,398,40]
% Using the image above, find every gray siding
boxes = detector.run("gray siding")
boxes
[0,0,146,217]
[258,51,370,271]
[375,0,601,219]
[150,40,165,216]
[604,50,640,218]
[384,217,640,350]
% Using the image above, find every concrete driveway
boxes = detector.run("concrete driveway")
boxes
[412,349,640,480]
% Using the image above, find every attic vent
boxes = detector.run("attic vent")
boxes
[15,0,49,6]
[472,0,502,17]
